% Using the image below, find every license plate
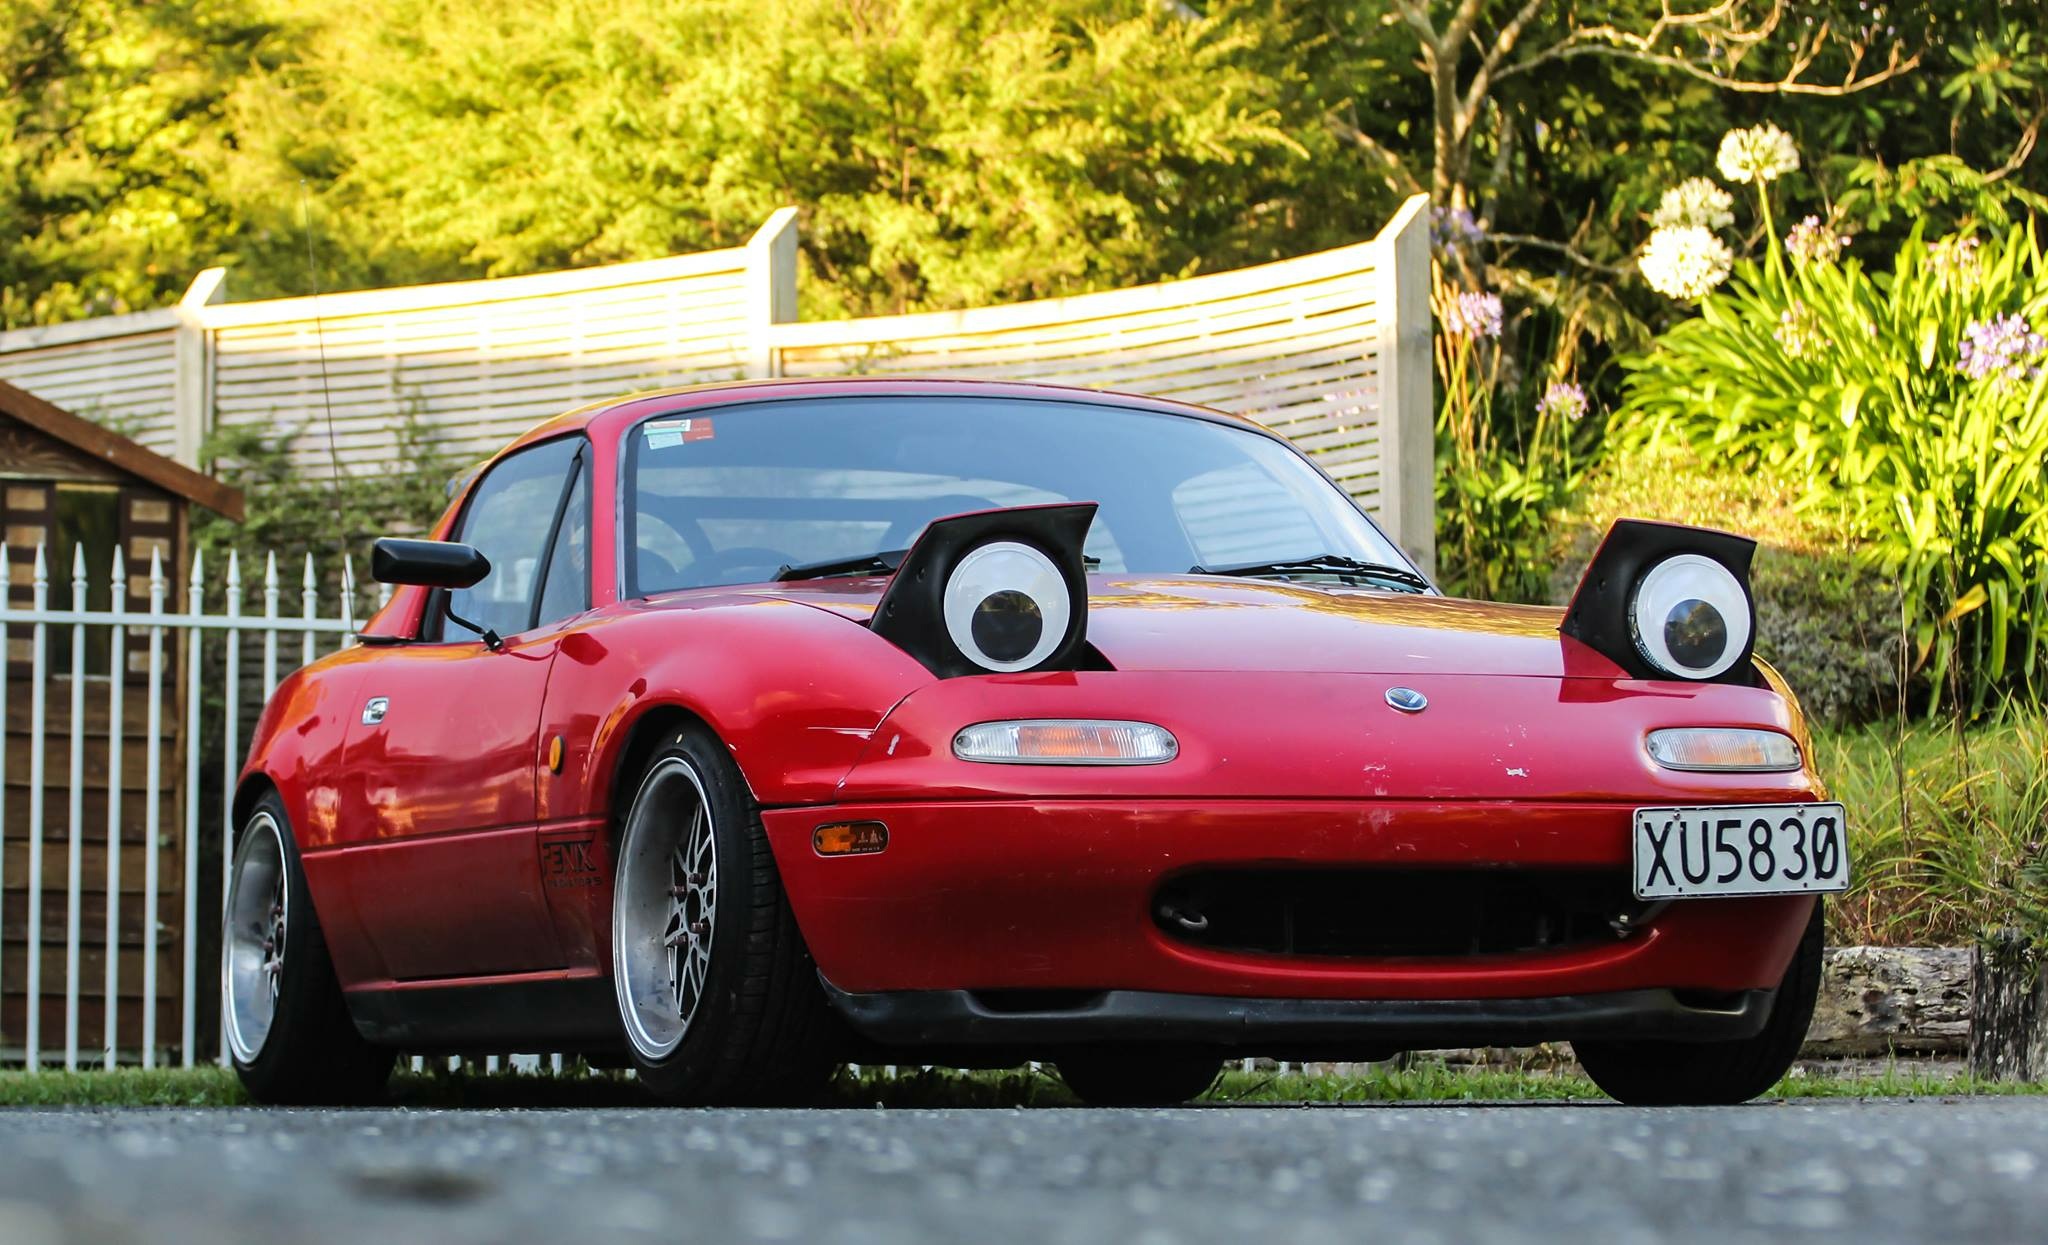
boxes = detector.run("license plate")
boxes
[1632,803,1848,899]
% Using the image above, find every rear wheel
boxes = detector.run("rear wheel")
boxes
[1056,1051,1223,1106]
[223,793,393,1104]
[611,725,837,1104]
[1573,900,1824,1106]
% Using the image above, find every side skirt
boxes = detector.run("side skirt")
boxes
[345,973,624,1054]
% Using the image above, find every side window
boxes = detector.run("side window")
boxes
[436,438,583,641]
[533,459,589,628]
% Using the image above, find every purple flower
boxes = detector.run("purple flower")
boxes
[1443,290,1503,340]
[1784,216,1847,266]
[1537,381,1588,422]
[1774,300,1823,359]
[1930,235,1983,284]
[1432,206,1486,251]
[1958,314,2047,382]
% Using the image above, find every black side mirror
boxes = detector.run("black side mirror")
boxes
[371,538,491,589]
[371,538,504,649]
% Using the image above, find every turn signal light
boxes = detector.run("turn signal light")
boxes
[952,719,1178,765]
[814,821,889,856]
[1645,728,1801,772]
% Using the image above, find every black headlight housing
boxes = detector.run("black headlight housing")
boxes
[872,502,1097,679]
[1561,518,1759,684]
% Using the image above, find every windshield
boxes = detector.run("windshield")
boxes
[622,396,1415,594]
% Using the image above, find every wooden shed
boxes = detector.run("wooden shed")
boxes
[1,377,242,1064]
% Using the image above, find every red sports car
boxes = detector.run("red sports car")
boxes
[225,378,1847,1107]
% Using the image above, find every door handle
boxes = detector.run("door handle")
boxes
[362,696,390,725]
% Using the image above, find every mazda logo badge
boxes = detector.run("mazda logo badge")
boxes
[1385,687,1427,713]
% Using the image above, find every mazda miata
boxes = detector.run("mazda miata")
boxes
[225,377,1847,1106]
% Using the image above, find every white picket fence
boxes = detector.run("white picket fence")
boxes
[0,540,363,1070]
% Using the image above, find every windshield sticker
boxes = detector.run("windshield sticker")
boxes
[643,417,714,449]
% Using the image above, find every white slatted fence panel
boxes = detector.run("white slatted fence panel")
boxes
[0,199,1433,561]
[205,251,759,472]
[767,196,1430,553]
[0,318,180,455]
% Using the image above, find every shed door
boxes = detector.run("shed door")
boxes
[2,482,175,678]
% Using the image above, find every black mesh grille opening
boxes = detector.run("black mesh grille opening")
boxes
[1153,869,1640,959]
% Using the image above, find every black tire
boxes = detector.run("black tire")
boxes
[1573,900,1825,1106]
[223,792,394,1105]
[1056,1051,1224,1106]
[610,725,838,1104]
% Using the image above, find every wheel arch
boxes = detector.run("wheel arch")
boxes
[231,773,282,842]
[562,599,928,822]
[603,702,746,846]
[227,771,353,965]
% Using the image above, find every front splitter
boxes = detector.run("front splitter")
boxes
[821,977,1775,1056]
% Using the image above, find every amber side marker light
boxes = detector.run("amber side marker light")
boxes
[814,821,889,857]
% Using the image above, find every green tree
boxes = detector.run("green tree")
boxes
[1311,1,2042,364]
[0,0,291,327]
[237,0,1377,318]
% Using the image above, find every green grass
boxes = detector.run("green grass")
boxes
[0,1067,250,1107]
[4,1060,2044,1110]
[1816,709,2048,946]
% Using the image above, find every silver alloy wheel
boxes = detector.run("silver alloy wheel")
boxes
[222,810,289,1065]
[613,756,719,1060]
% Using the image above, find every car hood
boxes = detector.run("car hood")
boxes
[743,574,1623,680]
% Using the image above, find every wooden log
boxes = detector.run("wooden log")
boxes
[1805,946,1973,1056]
[1969,928,2048,1082]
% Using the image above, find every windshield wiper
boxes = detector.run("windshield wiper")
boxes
[774,549,910,582]
[776,548,1103,582]
[1188,553,1432,594]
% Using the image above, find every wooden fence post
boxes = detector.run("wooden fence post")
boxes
[1374,194,1435,576]
[171,268,227,469]
[1969,927,2048,1081]
[745,208,801,379]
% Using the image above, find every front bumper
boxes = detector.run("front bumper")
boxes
[822,981,1775,1056]
[762,798,1818,1004]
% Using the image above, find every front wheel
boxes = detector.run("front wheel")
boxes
[610,725,837,1104]
[1573,900,1824,1106]
[222,793,393,1104]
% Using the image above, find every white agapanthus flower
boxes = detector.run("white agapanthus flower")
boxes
[1716,123,1800,184]
[1639,226,1734,300]
[1651,177,1735,231]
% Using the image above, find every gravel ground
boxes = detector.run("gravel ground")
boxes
[0,1100,2043,1245]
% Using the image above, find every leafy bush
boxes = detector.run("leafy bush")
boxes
[1431,252,1594,603]
[1437,442,1582,604]
[1821,711,2048,947]
[1623,221,2048,716]
[192,408,459,615]
[1547,444,1900,728]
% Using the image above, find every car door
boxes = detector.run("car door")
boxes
[333,437,592,981]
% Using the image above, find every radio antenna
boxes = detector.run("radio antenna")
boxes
[298,181,355,632]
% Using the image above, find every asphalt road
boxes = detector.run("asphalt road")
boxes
[1,1100,2043,1245]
